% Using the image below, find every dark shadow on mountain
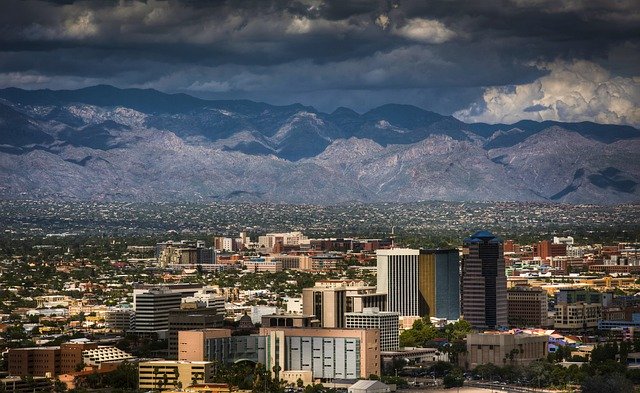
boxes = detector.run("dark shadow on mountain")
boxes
[588,167,637,193]
[549,168,585,200]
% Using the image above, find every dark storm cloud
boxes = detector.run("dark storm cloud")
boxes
[0,0,638,124]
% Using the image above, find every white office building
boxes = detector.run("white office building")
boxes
[346,307,400,351]
[376,248,420,317]
[258,231,308,250]
[285,297,303,314]
[133,287,183,337]
[182,286,226,315]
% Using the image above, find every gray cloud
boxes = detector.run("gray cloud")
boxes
[0,0,638,120]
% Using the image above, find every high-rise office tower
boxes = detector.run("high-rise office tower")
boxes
[132,284,203,338]
[133,287,182,337]
[419,249,460,320]
[461,231,507,330]
[376,248,421,316]
[376,248,460,319]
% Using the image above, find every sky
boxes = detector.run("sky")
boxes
[1,0,639,126]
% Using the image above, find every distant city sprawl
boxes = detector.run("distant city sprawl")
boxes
[1,201,640,392]
[0,200,638,243]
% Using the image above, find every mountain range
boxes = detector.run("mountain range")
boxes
[0,85,638,204]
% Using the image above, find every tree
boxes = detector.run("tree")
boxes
[430,361,453,377]
[2,325,27,341]
[445,340,467,366]
[252,363,268,393]
[443,367,464,388]
[104,361,138,390]
[53,379,67,393]
[381,375,408,388]
[399,319,439,347]
[581,374,633,393]
[303,384,325,393]
[443,320,472,342]
[383,358,406,376]
[524,360,557,389]
[161,373,168,391]
[591,342,618,364]
[548,345,572,363]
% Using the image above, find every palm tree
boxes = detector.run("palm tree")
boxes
[153,366,160,392]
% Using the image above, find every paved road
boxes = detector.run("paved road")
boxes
[405,380,559,393]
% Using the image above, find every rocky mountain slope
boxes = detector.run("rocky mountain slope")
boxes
[0,85,638,204]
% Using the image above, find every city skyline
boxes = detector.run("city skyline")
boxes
[3,221,640,391]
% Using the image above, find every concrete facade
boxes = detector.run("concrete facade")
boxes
[302,286,347,328]
[179,327,380,380]
[507,286,549,327]
[554,303,602,329]
[345,308,400,351]
[259,327,381,380]
[376,248,421,317]
[8,342,98,377]
[261,314,320,328]
[554,289,603,330]
[167,304,224,359]
[82,346,133,367]
[178,329,231,361]
[138,360,214,391]
[465,332,549,369]
[133,287,184,336]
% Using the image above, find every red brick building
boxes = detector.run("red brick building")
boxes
[533,240,567,259]
[8,342,98,377]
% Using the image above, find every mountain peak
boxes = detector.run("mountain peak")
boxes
[363,104,447,130]
[0,85,638,205]
[331,106,360,117]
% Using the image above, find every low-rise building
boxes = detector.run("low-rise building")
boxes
[138,360,214,392]
[8,341,99,377]
[82,346,133,367]
[553,288,603,330]
[104,307,134,332]
[554,303,602,329]
[281,370,313,387]
[178,329,232,361]
[345,307,400,351]
[0,376,53,392]
[261,314,320,328]
[165,383,233,393]
[244,258,283,273]
[465,331,549,369]
[168,303,224,359]
[348,380,392,393]
[179,327,380,381]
